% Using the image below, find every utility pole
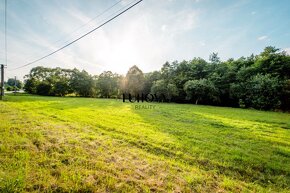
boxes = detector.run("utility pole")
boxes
[14,76,17,94]
[0,64,4,100]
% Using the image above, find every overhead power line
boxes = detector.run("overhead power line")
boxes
[10,0,143,71]
[58,0,139,47]
[4,0,124,68]
[49,0,123,48]
[30,0,137,62]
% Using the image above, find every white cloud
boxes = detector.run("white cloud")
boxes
[161,24,167,31]
[167,10,198,33]
[257,35,268,40]
[199,41,206,46]
[284,48,290,55]
[4,0,201,81]
[1,0,205,82]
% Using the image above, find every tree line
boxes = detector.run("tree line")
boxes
[23,46,290,110]
[4,78,23,91]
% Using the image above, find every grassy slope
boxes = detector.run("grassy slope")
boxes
[0,94,289,192]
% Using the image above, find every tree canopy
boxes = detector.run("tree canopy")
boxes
[5,78,23,91]
[23,46,290,110]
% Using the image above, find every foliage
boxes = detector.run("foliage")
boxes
[70,69,96,97]
[281,79,290,111]
[54,80,72,96]
[184,79,219,104]
[5,78,23,89]
[23,78,37,94]
[255,46,290,79]
[96,71,119,98]
[151,80,178,101]
[23,46,290,110]
[5,86,13,91]
[123,65,145,95]
[230,74,282,110]
[36,81,52,96]
[143,71,161,94]
[24,67,95,97]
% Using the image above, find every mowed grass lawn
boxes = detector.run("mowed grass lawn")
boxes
[0,94,289,192]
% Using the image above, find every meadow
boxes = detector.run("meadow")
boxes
[0,94,289,192]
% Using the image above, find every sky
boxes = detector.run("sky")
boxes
[0,0,290,80]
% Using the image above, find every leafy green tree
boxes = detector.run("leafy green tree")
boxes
[96,71,119,98]
[6,78,23,90]
[160,61,175,82]
[151,80,178,102]
[188,58,208,79]
[209,52,220,65]
[171,59,210,101]
[281,79,290,111]
[143,71,161,94]
[70,69,96,97]
[53,80,72,96]
[24,67,74,96]
[124,65,145,94]
[47,68,73,96]
[208,52,221,75]
[36,82,52,95]
[255,46,290,79]
[24,78,38,94]
[6,86,13,91]
[184,79,219,104]
[230,74,282,110]
[21,45,290,111]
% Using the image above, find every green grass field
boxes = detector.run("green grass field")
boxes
[0,94,289,192]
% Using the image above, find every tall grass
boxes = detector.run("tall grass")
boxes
[0,94,289,192]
